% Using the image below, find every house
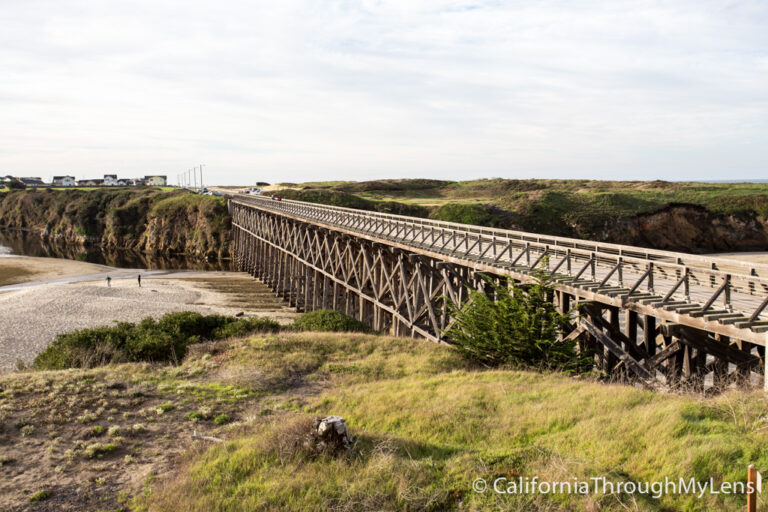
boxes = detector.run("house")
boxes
[133,178,146,186]
[77,179,104,187]
[52,176,76,187]
[1,175,16,183]
[144,175,167,186]
[19,177,46,187]
[104,174,119,186]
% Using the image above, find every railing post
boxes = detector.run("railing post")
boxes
[648,263,654,294]
[764,333,768,393]
[747,464,757,512]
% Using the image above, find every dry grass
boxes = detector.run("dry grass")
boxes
[136,333,768,512]
[5,331,768,511]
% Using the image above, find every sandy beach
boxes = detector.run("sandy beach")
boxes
[0,255,113,286]
[710,251,768,265]
[0,257,295,373]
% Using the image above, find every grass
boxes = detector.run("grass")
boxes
[133,332,768,512]
[5,327,768,510]
[270,179,768,247]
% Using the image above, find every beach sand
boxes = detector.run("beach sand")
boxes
[0,256,112,286]
[0,258,295,373]
[710,251,768,265]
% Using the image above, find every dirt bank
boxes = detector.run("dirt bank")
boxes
[0,188,231,260]
[596,205,768,253]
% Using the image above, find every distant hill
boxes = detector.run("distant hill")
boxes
[269,178,768,253]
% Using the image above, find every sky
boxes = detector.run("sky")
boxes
[1,0,767,185]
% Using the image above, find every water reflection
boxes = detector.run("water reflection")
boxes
[0,229,232,271]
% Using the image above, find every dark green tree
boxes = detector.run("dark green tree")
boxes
[5,180,26,190]
[445,271,590,372]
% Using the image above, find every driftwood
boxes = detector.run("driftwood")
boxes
[191,430,223,443]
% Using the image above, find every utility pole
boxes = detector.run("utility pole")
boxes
[199,164,205,191]
[193,167,197,190]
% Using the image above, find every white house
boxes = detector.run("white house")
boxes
[104,174,119,186]
[145,175,167,186]
[52,176,76,187]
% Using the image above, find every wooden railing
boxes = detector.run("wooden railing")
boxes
[233,194,768,331]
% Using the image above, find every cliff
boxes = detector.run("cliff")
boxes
[0,188,231,259]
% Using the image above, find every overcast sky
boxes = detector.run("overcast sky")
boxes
[1,1,767,184]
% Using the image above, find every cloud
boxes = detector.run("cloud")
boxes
[0,0,766,182]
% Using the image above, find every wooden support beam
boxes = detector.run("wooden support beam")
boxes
[579,319,653,382]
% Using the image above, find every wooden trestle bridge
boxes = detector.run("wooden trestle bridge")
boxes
[230,194,768,390]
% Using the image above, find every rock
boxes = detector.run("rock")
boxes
[235,311,244,317]
[314,415,355,452]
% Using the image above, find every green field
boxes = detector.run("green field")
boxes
[3,330,766,511]
[268,179,768,247]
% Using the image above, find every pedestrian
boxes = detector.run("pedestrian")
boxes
[137,274,142,287]
[106,276,111,288]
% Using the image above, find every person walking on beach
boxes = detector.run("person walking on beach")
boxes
[137,274,141,287]
[106,276,111,288]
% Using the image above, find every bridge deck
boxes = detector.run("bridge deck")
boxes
[232,194,768,346]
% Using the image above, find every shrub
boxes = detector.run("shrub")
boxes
[33,312,281,370]
[156,403,175,415]
[28,490,50,503]
[186,412,204,422]
[84,443,117,458]
[445,271,591,372]
[6,180,26,190]
[212,316,280,338]
[213,414,231,425]
[429,202,509,228]
[292,310,372,333]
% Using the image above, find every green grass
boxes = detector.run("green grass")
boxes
[263,178,768,248]
[137,331,768,511]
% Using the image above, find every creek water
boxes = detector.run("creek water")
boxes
[0,229,232,271]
